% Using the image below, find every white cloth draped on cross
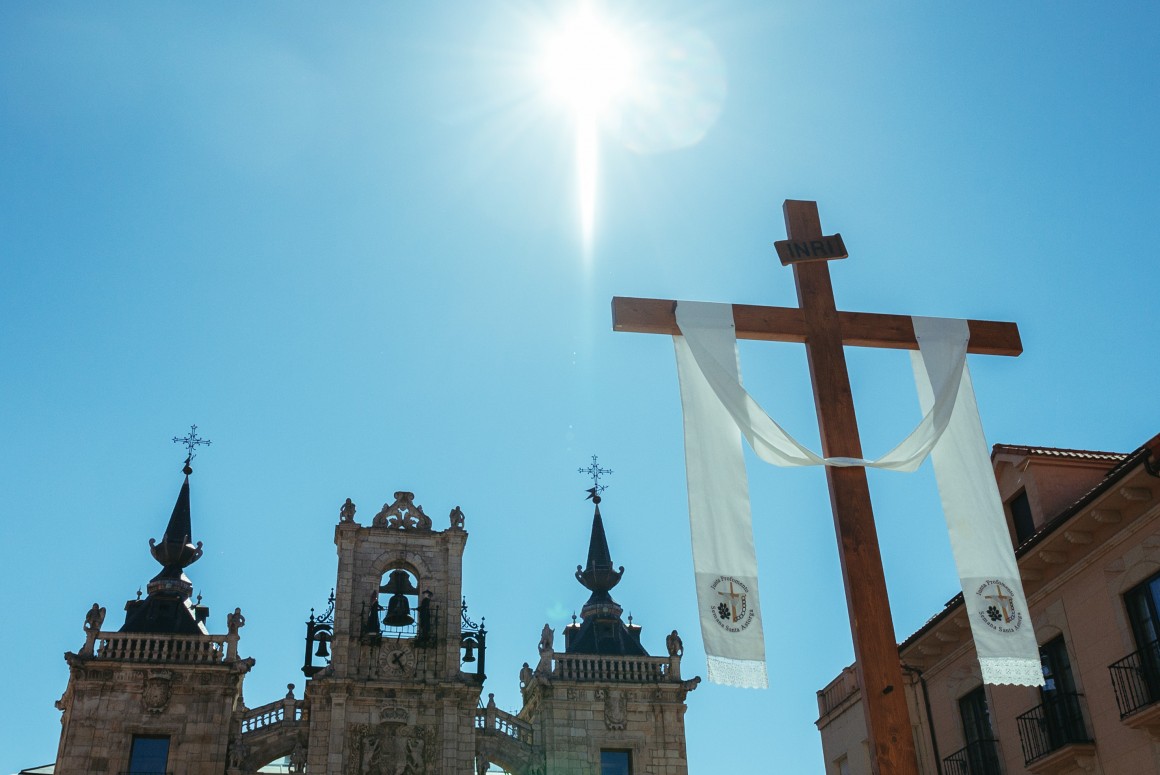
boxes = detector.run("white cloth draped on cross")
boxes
[673,300,1043,689]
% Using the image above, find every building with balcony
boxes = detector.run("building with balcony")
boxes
[29,457,697,775]
[816,432,1160,775]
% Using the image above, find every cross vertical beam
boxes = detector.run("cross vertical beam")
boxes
[611,199,1021,775]
[787,201,918,775]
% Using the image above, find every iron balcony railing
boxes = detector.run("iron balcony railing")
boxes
[1109,639,1160,718]
[1015,692,1091,764]
[942,739,1003,775]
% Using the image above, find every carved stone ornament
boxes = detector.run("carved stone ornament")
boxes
[228,736,250,771]
[372,492,433,531]
[603,688,628,731]
[142,670,173,713]
[288,736,308,773]
[380,706,410,724]
[346,721,436,775]
[340,498,358,524]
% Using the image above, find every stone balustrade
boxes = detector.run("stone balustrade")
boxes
[551,653,672,683]
[95,632,229,664]
[816,664,859,719]
[475,706,534,745]
[241,698,307,734]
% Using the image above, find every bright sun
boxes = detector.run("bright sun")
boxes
[538,3,638,249]
[541,6,636,117]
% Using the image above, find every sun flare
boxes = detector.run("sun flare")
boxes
[540,7,636,118]
[538,4,638,249]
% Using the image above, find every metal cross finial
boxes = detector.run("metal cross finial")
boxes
[578,455,612,495]
[173,424,212,468]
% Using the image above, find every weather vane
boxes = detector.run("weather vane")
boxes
[578,454,612,503]
[173,424,212,472]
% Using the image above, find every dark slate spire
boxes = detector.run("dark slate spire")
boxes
[575,501,624,596]
[148,459,201,570]
[564,490,647,657]
[121,455,209,635]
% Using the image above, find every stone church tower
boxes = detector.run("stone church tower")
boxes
[52,459,255,775]
[299,492,486,774]
[41,456,697,775]
[476,493,700,775]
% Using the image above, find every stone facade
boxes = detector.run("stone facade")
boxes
[54,637,252,775]
[39,475,696,775]
[302,491,484,775]
[816,433,1160,775]
[504,497,700,775]
[516,655,698,775]
[50,464,259,775]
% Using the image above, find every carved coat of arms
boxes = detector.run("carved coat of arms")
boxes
[346,721,435,775]
[142,670,172,713]
[603,689,628,731]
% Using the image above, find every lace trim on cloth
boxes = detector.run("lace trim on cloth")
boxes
[707,655,768,689]
[979,657,1044,687]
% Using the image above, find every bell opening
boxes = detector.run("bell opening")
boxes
[377,567,420,632]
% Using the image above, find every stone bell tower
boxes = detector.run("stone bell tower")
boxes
[301,491,486,774]
[52,452,254,775]
[512,491,700,775]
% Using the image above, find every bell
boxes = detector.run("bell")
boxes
[315,634,330,658]
[380,569,418,596]
[462,637,477,663]
[383,593,414,627]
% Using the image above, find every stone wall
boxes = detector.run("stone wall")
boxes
[54,644,250,775]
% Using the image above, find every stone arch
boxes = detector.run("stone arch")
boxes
[1034,622,1063,645]
[240,725,306,774]
[475,731,536,775]
[1108,556,1160,655]
[351,551,435,634]
[942,663,982,700]
[370,548,434,583]
[369,552,434,599]
[1116,558,1160,595]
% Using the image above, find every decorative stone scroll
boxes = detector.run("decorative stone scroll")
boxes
[380,706,410,724]
[373,492,433,531]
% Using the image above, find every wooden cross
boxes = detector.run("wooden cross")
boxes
[611,200,1022,775]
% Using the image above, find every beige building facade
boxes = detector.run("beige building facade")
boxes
[37,462,697,775]
[817,433,1160,775]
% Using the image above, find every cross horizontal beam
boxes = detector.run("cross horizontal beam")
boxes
[611,296,1022,356]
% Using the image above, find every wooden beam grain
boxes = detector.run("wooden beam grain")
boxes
[786,199,919,775]
[612,296,1022,356]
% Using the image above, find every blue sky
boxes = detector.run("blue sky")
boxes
[2,2,1157,773]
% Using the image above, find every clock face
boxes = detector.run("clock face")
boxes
[383,647,416,674]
